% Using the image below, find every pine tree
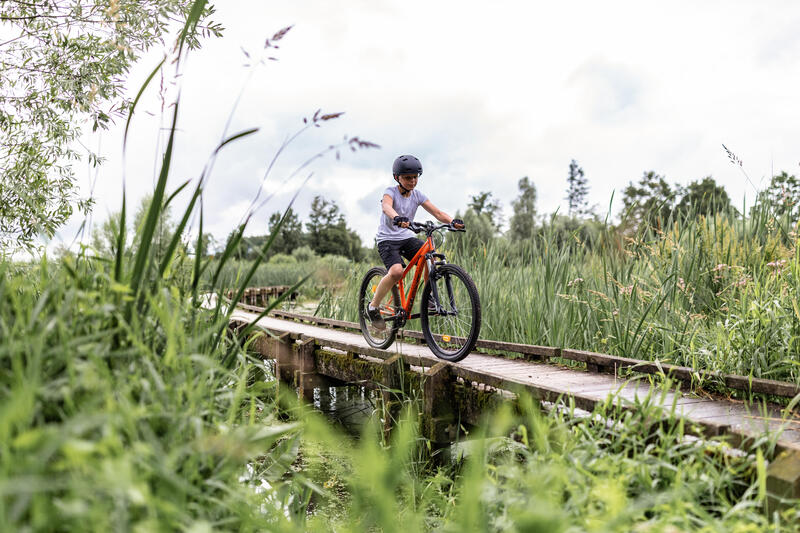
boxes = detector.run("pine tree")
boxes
[565,159,589,217]
[509,177,537,241]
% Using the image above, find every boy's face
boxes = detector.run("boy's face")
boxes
[397,173,419,190]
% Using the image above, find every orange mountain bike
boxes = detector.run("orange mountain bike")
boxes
[358,221,481,362]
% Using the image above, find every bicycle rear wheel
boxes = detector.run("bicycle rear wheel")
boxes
[358,267,401,349]
[421,264,481,362]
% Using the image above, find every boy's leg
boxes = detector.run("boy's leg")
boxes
[370,238,423,309]
[368,267,402,331]
[367,241,404,330]
[370,264,404,309]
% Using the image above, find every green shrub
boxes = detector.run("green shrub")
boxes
[269,252,297,264]
[291,245,317,262]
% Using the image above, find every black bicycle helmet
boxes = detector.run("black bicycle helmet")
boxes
[392,155,423,177]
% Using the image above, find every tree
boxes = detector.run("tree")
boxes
[0,0,222,249]
[508,177,537,241]
[449,208,495,253]
[91,209,127,259]
[619,171,676,232]
[306,195,362,260]
[468,191,503,232]
[91,193,177,261]
[132,194,179,262]
[762,171,800,222]
[565,159,590,217]
[674,176,734,219]
[267,207,304,256]
[537,214,604,251]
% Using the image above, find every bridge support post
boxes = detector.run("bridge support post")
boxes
[767,449,800,513]
[295,337,319,400]
[423,362,456,464]
[381,354,408,439]
[268,332,296,386]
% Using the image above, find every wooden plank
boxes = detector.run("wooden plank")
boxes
[562,348,800,398]
[471,338,558,359]
[773,429,800,446]
[498,368,578,381]
[465,361,526,372]
[526,372,618,390]
[723,375,800,398]
[572,379,648,396]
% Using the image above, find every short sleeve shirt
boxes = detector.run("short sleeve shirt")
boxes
[375,186,429,242]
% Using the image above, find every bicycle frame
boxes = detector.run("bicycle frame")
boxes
[394,235,435,317]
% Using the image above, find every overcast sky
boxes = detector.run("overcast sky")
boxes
[55,0,800,249]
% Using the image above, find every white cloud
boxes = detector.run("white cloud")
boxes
[50,0,800,250]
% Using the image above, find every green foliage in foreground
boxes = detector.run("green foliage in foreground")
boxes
[2,255,798,530]
[0,258,294,530]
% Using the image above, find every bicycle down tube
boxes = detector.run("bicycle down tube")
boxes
[395,235,434,315]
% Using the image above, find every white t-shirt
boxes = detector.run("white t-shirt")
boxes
[375,186,429,242]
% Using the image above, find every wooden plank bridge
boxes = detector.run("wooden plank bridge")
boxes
[226,297,800,504]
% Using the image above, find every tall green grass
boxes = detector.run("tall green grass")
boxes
[3,258,797,530]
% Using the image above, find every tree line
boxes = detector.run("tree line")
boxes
[224,195,365,262]
[459,159,800,248]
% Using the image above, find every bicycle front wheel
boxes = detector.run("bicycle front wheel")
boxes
[421,264,481,362]
[358,267,400,349]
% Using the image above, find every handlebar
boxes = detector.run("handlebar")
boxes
[400,220,466,235]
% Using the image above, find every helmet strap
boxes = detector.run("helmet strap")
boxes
[394,176,411,195]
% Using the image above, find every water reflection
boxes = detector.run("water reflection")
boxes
[260,358,378,435]
[312,386,379,436]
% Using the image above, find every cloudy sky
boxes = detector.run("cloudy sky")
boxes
[57,0,800,249]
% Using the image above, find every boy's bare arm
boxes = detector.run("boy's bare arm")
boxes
[421,200,453,224]
[382,194,410,228]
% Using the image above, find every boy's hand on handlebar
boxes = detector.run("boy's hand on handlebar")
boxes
[451,218,465,230]
[393,215,410,228]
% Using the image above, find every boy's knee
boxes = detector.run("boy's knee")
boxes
[388,264,404,279]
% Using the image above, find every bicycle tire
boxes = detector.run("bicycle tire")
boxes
[420,264,481,362]
[358,266,401,349]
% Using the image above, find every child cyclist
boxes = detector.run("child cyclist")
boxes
[367,155,464,330]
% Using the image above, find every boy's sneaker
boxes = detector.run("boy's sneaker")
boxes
[367,306,386,331]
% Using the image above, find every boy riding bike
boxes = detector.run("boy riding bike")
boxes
[367,155,464,331]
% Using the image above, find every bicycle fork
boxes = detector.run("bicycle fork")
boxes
[427,256,458,317]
